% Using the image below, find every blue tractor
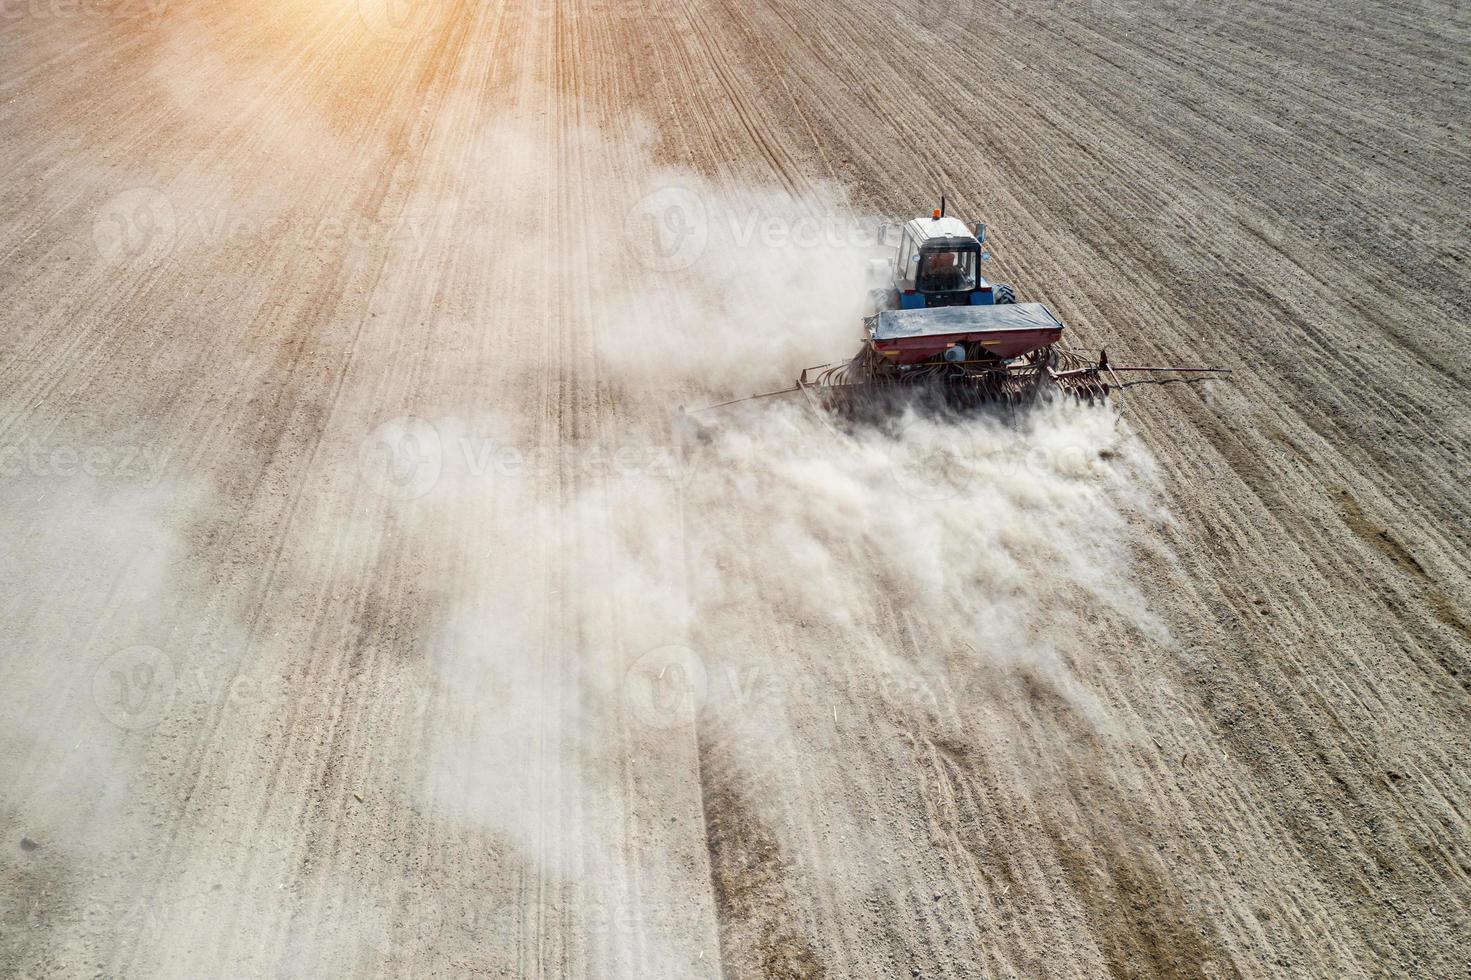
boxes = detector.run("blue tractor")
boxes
[874,203,1016,310]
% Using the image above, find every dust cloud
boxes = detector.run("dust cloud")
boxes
[0,469,233,970]
[394,115,1172,969]
[1,37,1171,969]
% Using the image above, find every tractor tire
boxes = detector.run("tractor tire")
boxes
[993,283,1016,305]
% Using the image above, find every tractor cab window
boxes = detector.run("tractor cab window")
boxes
[897,235,917,283]
[917,249,977,292]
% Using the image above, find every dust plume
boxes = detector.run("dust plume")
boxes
[388,113,1172,974]
[1,24,1172,968]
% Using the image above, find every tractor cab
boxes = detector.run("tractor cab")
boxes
[886,211,1012,310]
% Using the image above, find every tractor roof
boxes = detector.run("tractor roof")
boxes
[905,215,976,249]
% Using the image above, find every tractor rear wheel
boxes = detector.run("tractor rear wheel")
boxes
[994,283,1016,304]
